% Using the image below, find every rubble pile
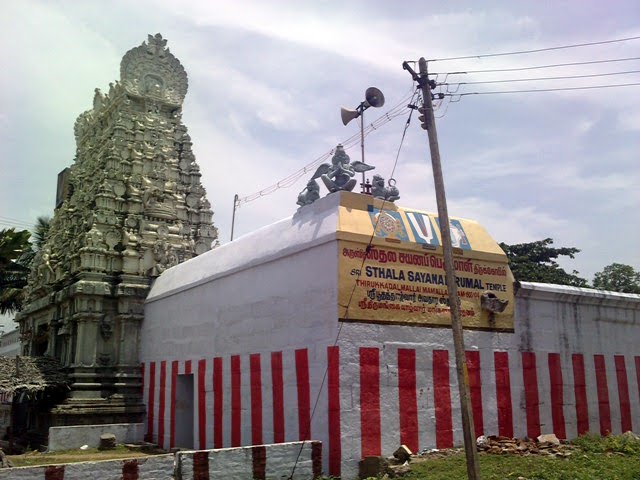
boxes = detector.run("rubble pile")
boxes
[476,434,574,458]
[359,434,575,478]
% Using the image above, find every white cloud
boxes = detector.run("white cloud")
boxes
[1,0,638,282]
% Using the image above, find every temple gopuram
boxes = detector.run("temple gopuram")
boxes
[15,34,218,427]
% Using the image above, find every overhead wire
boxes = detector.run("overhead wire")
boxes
[236,88,415,206]
[444,82,640,97]
[431,56,640,76]
[441,69,640,87]
[427,35,640,62]
[0,216,36,230]
[435,96,452,119]
[287,88,419,479]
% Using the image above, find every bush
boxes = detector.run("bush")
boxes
[572,433,640,455]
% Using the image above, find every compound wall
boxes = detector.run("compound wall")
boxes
[0,441,319,480]
[140,194,640,479]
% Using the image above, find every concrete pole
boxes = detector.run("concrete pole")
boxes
[230,194,239,241]
[416,57,481,479]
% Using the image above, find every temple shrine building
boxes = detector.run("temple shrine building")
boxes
[2,34,638,480]
[140,191,640,479]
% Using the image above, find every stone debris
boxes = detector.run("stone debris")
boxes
[360,436,575,479]
[125,442,160,453]
[387,461,411,477]
[360,446,415,479]
[393,444,412,463]
[359,456,389,478]
[536,433,560,445]
[98,433,117,450]
[475,435,574,457]
[0,448,13,469]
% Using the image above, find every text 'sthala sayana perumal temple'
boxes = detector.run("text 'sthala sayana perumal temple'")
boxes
[14,34,640,478]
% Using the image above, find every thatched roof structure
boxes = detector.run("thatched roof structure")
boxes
[0,356,69,396]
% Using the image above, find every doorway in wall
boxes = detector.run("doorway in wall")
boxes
[175,374,194,449]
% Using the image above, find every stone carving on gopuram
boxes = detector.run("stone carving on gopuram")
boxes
[16,33,218,426]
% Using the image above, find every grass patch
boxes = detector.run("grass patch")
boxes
[572,432,640,455]
[405,451,640,480]
[352,434,640,480]
[402,434,640,480]
[8,445,167,467]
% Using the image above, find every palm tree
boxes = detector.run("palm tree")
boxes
[32,216,51,250]
[0,228,32,314]
[0,216,51,314]
[18,216,51,267]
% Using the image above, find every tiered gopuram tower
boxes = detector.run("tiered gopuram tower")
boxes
[16,34,218,426]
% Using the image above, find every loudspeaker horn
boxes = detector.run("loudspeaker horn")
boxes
[341,107,361,126]
[364,87,385,108]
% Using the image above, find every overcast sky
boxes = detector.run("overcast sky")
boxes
[1,0,639,317]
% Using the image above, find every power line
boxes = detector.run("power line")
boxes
[0,221,33,230]
[0,215,34,226]
[445,82,640,97]
[427,35,640,62]
[442,69,640,88]
[435,97,452,119]
[432,56,640,76]
[0,216,35,230]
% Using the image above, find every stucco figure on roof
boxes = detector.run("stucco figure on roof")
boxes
[297,144,379,207]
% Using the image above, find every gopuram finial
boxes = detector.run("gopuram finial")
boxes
[146,33,168,55]
[120,33,188,105]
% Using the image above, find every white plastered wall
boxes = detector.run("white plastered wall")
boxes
[141,193,640,479]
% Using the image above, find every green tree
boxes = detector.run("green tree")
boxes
[0,228,32,314]
[19,216,51,266]
[499,238,588,287]
[593,263,640,294]
[0,216,51,314]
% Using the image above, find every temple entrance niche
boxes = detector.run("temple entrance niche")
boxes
[174,373,194,449]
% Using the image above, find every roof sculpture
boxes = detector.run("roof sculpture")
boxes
[297,144,400,207]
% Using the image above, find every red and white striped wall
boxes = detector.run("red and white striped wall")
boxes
[142,348,640,479]
[140,194,640,478]
[178,441,321,480]
[0,455,176,480]
[0,443,320,480]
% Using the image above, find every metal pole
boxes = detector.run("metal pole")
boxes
[360,104,366,187]
[230,194,239,241]
[413,57,480,479]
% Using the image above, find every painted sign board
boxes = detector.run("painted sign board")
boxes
[336,193,514,331]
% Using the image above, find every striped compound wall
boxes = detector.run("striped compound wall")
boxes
[141,282,640,480]
[0,455,176,480]
[142,348,640,479]
[0,442,319,480]
[178,441,322,479]
[139,195,640,479]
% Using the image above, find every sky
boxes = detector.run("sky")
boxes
[1,1,639,330]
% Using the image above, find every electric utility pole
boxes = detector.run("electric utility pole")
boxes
[403,57,481,479]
